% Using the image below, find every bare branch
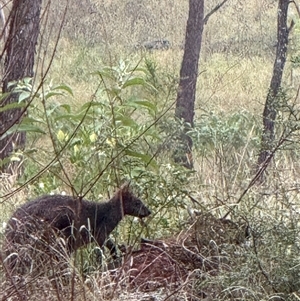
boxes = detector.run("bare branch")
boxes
[290,0,300,18]
[204,0,229,24]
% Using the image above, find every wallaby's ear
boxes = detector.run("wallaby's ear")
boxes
[114,181,131,198]
[120,181,131,192]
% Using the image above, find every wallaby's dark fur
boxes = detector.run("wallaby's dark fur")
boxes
[4,184,151,276]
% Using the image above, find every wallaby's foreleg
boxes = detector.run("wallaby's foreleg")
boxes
[105,238,119,260]
[94,237,118,266]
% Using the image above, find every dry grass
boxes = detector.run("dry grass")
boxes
[0,212,249,300]
[42,0,284,114]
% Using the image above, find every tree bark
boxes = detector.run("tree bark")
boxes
[257,0,290,176]
[174,0,204,169]
[0,0,42,174]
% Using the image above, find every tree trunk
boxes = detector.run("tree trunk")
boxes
[257,0,290,177]
[0,0,42,174]
[174,0,204,169]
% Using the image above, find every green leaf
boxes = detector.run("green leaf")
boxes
[134,67,149,74]
[0,123,46,140]
[115,115,137,127]
[92,69,114,81]
[80,101,104,111]
[44,85,73,99]
[53,84,74,96]
[0,102,26,113]
[18,91,31,102]
[127,99,157,113]
[122,77,145,88]
[45,91,64,100]
[109,87,122,96]
[0,157,11,168]
[22,116,46,124]
[54,112,85,122]
[125,149,157,167]
[59,104,71,113]
[0,92,10,104]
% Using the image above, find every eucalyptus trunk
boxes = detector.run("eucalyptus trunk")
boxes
[257,0,290,178]
[0,0,42,174]
[174,0,204,169]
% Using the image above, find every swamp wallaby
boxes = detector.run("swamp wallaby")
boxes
[4,184,151,275]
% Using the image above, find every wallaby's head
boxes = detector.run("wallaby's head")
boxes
[117,184,151,218]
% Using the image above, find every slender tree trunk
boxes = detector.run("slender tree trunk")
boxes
[174,0,204,169]
[0,1,8,42]
[257,0,290,177]
[0,0,41,174]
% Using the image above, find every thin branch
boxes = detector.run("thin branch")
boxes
[222,83,300,220]
[83,99,177,198]
[204,0,229,24]
[290,0,300,18]
[222,129,290,220]
[252,230,278,293]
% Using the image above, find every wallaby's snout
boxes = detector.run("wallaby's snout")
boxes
[122,196,151,218]
[138,201,151,218]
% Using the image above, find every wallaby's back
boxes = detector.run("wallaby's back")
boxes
[9,194,92,232]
